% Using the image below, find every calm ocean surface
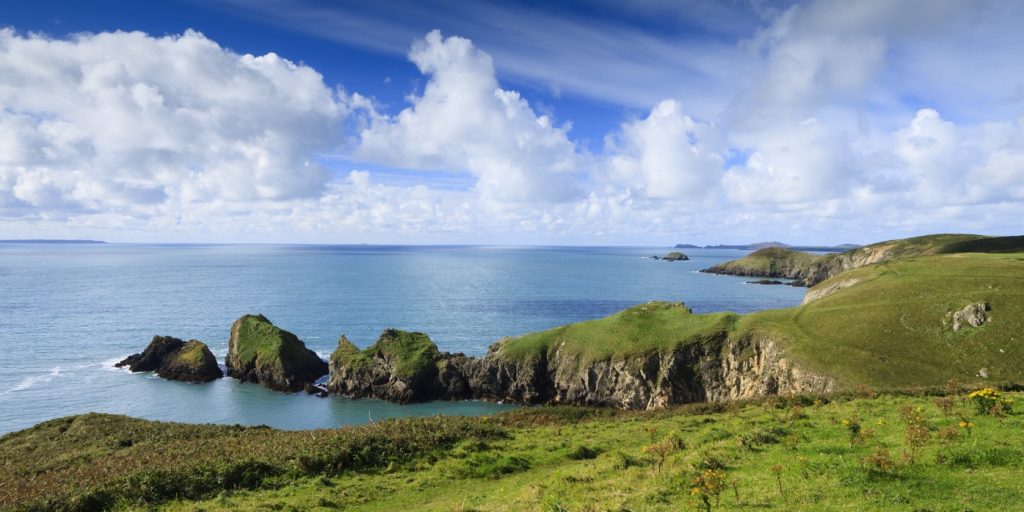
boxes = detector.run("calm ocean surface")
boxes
[0,244,806,434]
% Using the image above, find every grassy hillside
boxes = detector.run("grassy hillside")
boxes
[499,252,1024,389]
[4,389,1024,511]
[744,253,1024,387]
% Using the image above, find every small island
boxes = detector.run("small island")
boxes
[116,335,222,383]
[650,251,689,261]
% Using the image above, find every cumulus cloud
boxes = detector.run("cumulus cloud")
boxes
[724,118,857,205]
[3,2,1024,244]
[355,30,579,203]
[0,28,344,218]
[605,100,724,200]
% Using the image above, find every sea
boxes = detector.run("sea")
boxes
[0,243,807,435]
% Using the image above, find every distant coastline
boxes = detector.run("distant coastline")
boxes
[0,239,106,244]
[676,241,859,252]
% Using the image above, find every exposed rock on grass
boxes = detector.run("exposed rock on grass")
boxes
[952,302,991,331]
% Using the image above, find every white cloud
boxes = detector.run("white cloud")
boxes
[724,118,857,205]
[605,100,724,200]
[0,28,344,218]
[356,30,579,203]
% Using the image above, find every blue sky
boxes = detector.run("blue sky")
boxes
[1,0,1023,244]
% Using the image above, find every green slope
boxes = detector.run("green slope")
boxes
[743,253,1024,387]
[500,252,1024,389]
[5,391,1024,511]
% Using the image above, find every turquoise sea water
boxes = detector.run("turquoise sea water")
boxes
[0,244,806,434]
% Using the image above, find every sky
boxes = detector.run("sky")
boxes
[1,0,1023,245]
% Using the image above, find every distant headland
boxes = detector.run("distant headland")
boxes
[0,239,106,244]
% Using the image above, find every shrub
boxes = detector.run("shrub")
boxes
[968,388,1013,416]
[567,445,601,461]
[690,469,727,512]
[861,447,895,475]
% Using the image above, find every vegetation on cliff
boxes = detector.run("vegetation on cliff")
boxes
[225,314,328,392]
[331,329,441,379]
[4,388,1024,511]
[501,302,735,364]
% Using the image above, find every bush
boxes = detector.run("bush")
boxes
[968,388,1013,416]
[567,445,602,460]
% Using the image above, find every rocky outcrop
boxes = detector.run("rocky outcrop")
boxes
[952,302,991,331]
[652,251,689,261]
[225,314,328,392]
[328,331,444,403]
[802,277,862,304]
[327,329,834,410]
[116,336,222,383]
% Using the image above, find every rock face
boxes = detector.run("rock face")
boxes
[327,328,834,410]
[952,302,991,331]
[225,314,328,392]
[116,336,222,383]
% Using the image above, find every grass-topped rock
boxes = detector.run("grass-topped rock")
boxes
[328,329,447,403]
[225,314,327,393]
[116,335,222,383]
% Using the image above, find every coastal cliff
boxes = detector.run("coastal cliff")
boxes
[328,303,834,409]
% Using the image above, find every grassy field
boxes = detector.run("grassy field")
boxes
[3,388,1021,511]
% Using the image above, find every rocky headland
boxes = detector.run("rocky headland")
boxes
[327,303,834,409]
[225,314,328,392]
[116,336,222,383]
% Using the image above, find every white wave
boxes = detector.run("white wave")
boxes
[102,356,131,372]
[5,366,62,394]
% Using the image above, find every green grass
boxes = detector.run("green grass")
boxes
[6,390,1022,511]
[743,252,1024,387]
[331,329,442,379]
[167,340,210,368]
[500,302,737,364]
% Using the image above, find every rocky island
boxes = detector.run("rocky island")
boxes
[650,251,688,261]
[225,314,328,392]
[116,335,222,383]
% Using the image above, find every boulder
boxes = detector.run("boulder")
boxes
[116,336,222,383]
[225,314,328,392]
[952,302,991,331]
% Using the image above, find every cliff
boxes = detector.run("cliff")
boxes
[116,336,222,383]
[327,303,834,409]
[226,314,328,392]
